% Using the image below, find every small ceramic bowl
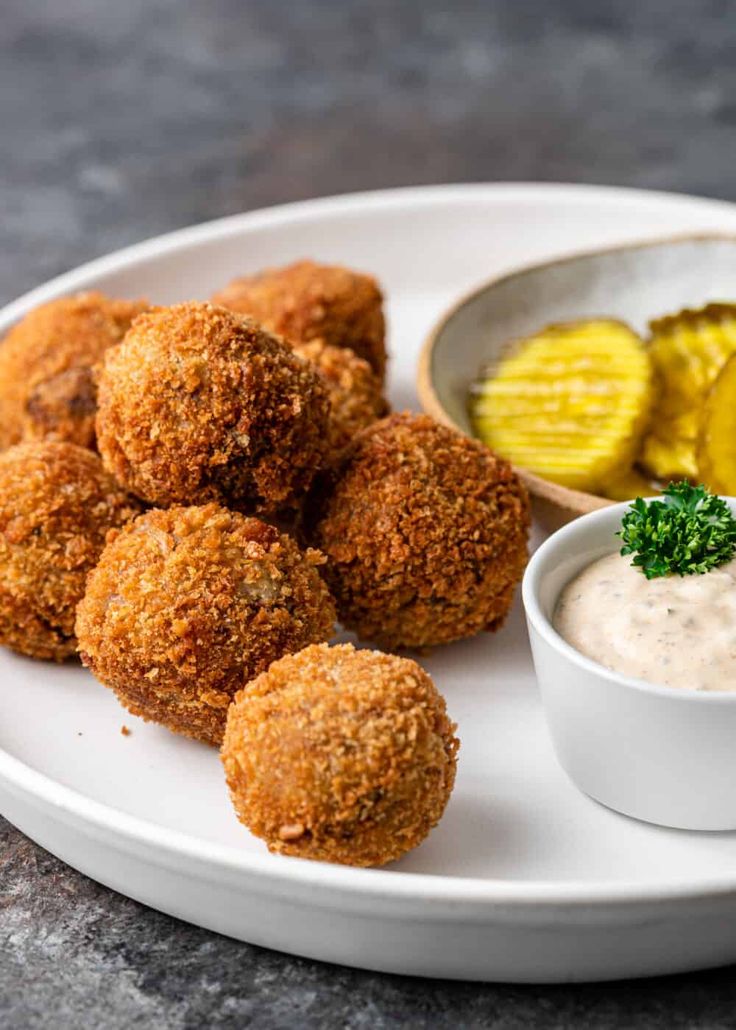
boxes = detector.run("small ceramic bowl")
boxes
[522,499,736,831]
[419,233,736,531]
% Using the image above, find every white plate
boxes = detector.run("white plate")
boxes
[4,184,736,984]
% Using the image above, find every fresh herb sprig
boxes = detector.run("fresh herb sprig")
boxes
[618,482,736,579]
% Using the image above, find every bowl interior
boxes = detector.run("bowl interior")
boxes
[525,496,736,657]
[524,504,628,627]
[426,235,736,436]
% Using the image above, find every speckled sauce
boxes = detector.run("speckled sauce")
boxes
[554,551,736,691]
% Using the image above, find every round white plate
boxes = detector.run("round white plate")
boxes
[4,184,736,984]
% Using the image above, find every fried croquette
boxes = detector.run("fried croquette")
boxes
[221,642,459,866]
[0,292,147,450]
[76,503,336,747]
[25,366,98,447]
[305,413,531,649]
[0,442,141,661]
[293,340,389,455]
[95,302,331,514]
[212,260,387,379]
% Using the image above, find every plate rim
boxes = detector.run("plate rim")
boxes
[4,180,736,912]
[4,180,736,329]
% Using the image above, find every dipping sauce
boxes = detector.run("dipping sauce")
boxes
[554,551,736,691]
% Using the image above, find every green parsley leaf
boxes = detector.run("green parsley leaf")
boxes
[618,482,736,579]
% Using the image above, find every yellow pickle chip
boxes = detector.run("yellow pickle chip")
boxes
[641,303,736,481]
[600,465,660,502]
[699,353,736,494]
[469,319,652,492]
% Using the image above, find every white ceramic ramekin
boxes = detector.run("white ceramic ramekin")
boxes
[523,499,736,831]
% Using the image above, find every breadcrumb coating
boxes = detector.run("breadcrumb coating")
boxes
[76,503,336,746]
[0,442,141,661]
[0,292,147,450]
[25,367,98,448]
[95,302,331,514]
[222,642,459,866]
[293,341,389,455]
[212,260,387,379]
[305,413,531,649]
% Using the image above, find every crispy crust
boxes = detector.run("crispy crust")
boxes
[25,366,98,448]
[293,341,389,455]
[76,503,336,746]
[221,642,459,866]
[95,302,331,514]
[212,260,387,379]
[0,292,147,450]
[0,442,141,661]
[305,413,531,649]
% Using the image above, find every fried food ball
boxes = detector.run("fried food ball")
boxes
[293,340,389,455]
[212,259,387,379]
[76,503,336,747]
[222,642,459,866]
[305,413,531,649]
[0,292,147,450]
[25,367,98,448]
[0,442,141,661]
[95,302,331,514]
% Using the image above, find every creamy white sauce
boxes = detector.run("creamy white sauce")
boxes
[553,552,736,691]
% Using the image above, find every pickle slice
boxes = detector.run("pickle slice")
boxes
[641,303,736,481]
[469,320,652,491]
[641,430,699,482]
[601,465,660,502]
[699,353,736,493]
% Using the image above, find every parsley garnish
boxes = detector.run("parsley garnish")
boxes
[618,482,736,579]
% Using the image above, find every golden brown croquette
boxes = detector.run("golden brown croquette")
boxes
[221,642,459,866]
[293,340,389,455]
[76,504,336,747]
[95,302,331,514]
[0,292,147,450]
[212,260,387,379]
[0,442,141,661]
[305,413,531,649]
[24,366,98,448]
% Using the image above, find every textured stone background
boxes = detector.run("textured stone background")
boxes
[4,0,736,1026]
